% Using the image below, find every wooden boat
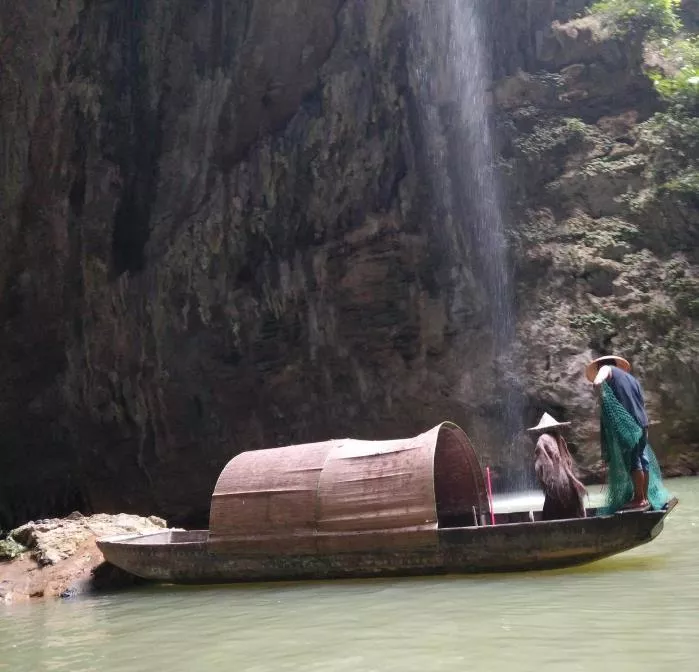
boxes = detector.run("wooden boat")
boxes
[97,423,677,583]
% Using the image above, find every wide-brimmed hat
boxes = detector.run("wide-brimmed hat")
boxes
[584,355,631,382]
[526,412,571,433]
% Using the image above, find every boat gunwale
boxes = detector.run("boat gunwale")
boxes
[477,508,667,529]
[97,506,673,550]
[93,505,675,583]
[98,530,209,547]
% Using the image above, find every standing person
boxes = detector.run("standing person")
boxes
[585,354,650,511]
[528,413,587,521]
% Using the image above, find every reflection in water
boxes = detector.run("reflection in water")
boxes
[1,479,697,672]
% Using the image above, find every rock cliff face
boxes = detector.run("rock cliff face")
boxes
[0,0,696,528]
[496,5,699,477]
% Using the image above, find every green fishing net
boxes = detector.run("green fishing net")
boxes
[599,381,672,514]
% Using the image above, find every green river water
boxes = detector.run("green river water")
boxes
[1,478,698,672]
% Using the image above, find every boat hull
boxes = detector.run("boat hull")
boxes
[97,507,672,584]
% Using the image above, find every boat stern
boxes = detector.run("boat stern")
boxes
[96,530,209,581]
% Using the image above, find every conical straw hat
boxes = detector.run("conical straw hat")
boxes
[584,355,631,382]
[527,412,571,433]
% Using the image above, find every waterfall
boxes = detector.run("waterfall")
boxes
[413,1,528,488]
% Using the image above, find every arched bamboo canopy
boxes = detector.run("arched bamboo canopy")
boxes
[208,422,489,554]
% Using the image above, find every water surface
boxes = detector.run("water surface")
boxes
[2,478,697,672]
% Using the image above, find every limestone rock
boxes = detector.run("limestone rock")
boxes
[504,9,699,468]
[0,513,168,602]
[9,513,166,566]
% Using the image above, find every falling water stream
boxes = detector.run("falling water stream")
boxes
[447,1,515,353]
[416,1,525,485]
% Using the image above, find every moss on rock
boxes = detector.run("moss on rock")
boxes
[0,536,27,561]
[506,1,699,472]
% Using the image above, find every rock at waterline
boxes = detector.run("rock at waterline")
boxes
[0,513,168,603]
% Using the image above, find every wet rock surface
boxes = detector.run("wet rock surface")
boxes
[0,513,167,603]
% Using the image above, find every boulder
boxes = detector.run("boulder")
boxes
[0,513,167,603]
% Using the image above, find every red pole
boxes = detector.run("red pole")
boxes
[486,466,496,526]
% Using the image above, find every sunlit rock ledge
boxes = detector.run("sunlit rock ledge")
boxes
[0,513,168,603]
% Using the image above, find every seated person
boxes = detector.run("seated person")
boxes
[528,413,586,521]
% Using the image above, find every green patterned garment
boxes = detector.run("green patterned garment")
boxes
[599,381,672,514]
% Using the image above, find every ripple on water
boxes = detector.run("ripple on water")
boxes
[1,478,698,672]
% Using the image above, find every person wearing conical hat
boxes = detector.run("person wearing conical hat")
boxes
[586,354,651,511]
[527,413,586,521]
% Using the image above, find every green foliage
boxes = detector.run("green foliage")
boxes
[513,117,589,160]
[580,154,646,175]
[663,259,699,317]
[660,169,699,198]
[640,112,699,186]
[564,217,639,256]
[649,38,699,110]
[641,110,699,153]
[563,117,589,134]
[591,0,695,130]
[682,297,699,318]
[644,302,679,332]
[569,311,616,335]
[590,0,682,37]
[594,1,698,108]
[0,535,26,561]
[665,256,689,280]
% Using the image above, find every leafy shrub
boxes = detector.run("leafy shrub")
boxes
[649,37,699,110]
[640,112,699,184]
[514,118,589,159]
[590,0,682,37]
[660,169,699,198]
[0,535,26,560]
[570,312,619,350]
[569,312,616,333]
